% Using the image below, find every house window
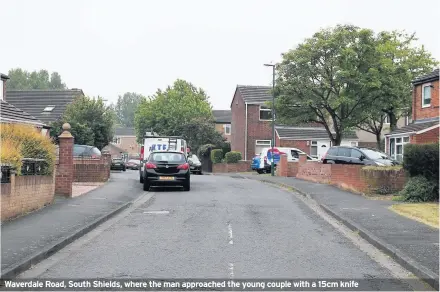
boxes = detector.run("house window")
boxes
[310,141,318,158]
[43,105,55,112]
[255,140,271,157]
[351,142,358,146]
[383,115,390,124]
[113,137,121,144]
[422,84,431,108]
[224,124,231,135]
[389,136,410,162]
[259,105,273,121]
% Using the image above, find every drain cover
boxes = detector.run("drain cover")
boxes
[143,211,170,214]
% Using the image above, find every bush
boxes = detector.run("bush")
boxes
[403,143,439,182]
[198,144,216,157]
[0,124,56,175]
[399,176,439,202]
[221,142,231,157]
[210,149,223,164]
[224,151,242,163]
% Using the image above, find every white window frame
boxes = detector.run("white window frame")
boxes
[422,83,432,108]
[224,124,231,135]
[310,141,318,158]
[389,135,410,162]
[383,114,390,124]
[255,140,271,146]
[259,105,273,121]
[113,137,121,144]
[43,105,56,112]
[405,115,411,126]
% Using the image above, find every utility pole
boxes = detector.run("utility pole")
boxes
[264,63,276,176]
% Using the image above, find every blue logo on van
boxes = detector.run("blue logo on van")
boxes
[149,144,167,151]
[266,148,286,164]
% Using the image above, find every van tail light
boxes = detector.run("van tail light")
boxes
[146,162,157,169]
[264,156,267,163]
[181,146,184,153]
[140,146,144,160]
[177,163,189,170]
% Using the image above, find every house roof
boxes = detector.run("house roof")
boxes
[1,73,10,80]
[385,118,439,136]
[212,110,231,123]
[237,85,272,103]
[0,100,48,127]
[102,143,126,154]
[275,126,358,140]
[5,89,84,124]
[114,127,136,136]
[412,68,439,85]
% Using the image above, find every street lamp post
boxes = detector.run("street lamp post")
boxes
[264,63,276,176]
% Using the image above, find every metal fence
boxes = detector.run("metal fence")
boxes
[21,158,48,176]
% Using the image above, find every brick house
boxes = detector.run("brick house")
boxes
[385,68,439,161]
[110,127,141,158]
[1,73,50,135]
[230,85,359,161]
[212,110,232,142]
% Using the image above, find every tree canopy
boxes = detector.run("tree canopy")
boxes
[50,96,116,150]
[113,92,145,128]
[134,79,226,152]
[274,25,437,146]
[7,68,67,90]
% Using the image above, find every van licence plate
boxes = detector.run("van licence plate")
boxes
[159,176,174,181]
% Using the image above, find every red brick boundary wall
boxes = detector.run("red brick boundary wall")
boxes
[73,154,111,182]
[213,161,251,173]
[277,154,407,194]
[55,123,74,197]
[1,174,55,221]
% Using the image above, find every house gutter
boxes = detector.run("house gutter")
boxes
[245,103,248,161]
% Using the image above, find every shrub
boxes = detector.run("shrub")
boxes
[198,144,216,157]
[0,124,56,175]
[399,176,439,202]
[221,142,231,157]
[210,149,223,164]
[224,151,242,163]
[403,143,439,182]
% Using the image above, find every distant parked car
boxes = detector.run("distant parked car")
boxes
[321,146,399,166]
[111,158,126,171]
[188,154,202,175]
[126,159,140,170]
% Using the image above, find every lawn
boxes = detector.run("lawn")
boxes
[389,203,439,229]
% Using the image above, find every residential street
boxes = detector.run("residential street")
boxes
[18,172,414,290]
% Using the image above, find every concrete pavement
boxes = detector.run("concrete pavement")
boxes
[17,174,417,290]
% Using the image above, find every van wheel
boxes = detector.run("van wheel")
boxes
[256,169,264,174]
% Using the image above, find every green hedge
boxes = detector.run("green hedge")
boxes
[403,143,439,181]
[399,176,438,202]
[210,149,223,164]
[224,151,242,163]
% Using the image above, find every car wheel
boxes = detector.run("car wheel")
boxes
[256,169,264,174]
[140,175,144,183]
[143,179,150,191]
[123,167,126,172]
[183,178,190,191]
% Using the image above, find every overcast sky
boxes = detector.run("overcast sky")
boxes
[1,0,439,109]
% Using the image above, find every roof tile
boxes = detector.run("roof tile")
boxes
[212,110,231,123]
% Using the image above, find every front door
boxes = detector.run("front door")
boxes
[317,141,330,160]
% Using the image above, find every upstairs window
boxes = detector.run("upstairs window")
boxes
[224,124,231,135]
[259,105,273,121]
[113,137,121,144]
[43,105,55,112]
[422,84,432,108]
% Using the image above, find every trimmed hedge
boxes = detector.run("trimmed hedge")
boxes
[403,143,439,182]
[0,124,56,175]
[399,175,438,202]
[210,149,223,164]
[224,151,242,163]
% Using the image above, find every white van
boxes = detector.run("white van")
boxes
[139,135,188,183]
[254,147,317,174]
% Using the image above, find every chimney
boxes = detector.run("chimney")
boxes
[0,73,9,101]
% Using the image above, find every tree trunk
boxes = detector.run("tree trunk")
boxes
[376,132,382,150]
[389,112,398,132]
[334,131,342,146]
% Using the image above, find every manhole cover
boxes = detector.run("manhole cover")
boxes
[143,211,170,214]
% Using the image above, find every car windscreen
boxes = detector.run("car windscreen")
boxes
[149,152,186,163]
[73,145,86,156]
[188,155,200,163]
[361,148,390,160]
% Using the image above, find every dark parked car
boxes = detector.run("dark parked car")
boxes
[188,154,202,175]
[111,158,126,171]
[321,146,399,166]
[126,159,140,170]
[143,151,190,191]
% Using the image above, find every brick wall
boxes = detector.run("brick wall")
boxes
[1,174,55,221]
[413,127,439,144]
[277,154,407,194]
[246,104,272,160]
[212,161,251,173]
[231,90,246,158]
[73,154,111,182]
[413,79,439,121]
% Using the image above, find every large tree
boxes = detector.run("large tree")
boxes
[7,68,67,89]
[274,25,437,146]
[134,79,225,152]
[50,96,116,150]
[113,92,145,128]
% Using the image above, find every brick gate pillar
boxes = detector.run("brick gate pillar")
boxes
[55,123,74,197]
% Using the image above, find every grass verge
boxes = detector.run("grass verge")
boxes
[389,203,439,229]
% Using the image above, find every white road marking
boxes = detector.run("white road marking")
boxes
[143,211,169,214]
[228,263,234,278]
[228,223,233,244]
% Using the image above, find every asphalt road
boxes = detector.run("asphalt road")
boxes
[20,172,412,290]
